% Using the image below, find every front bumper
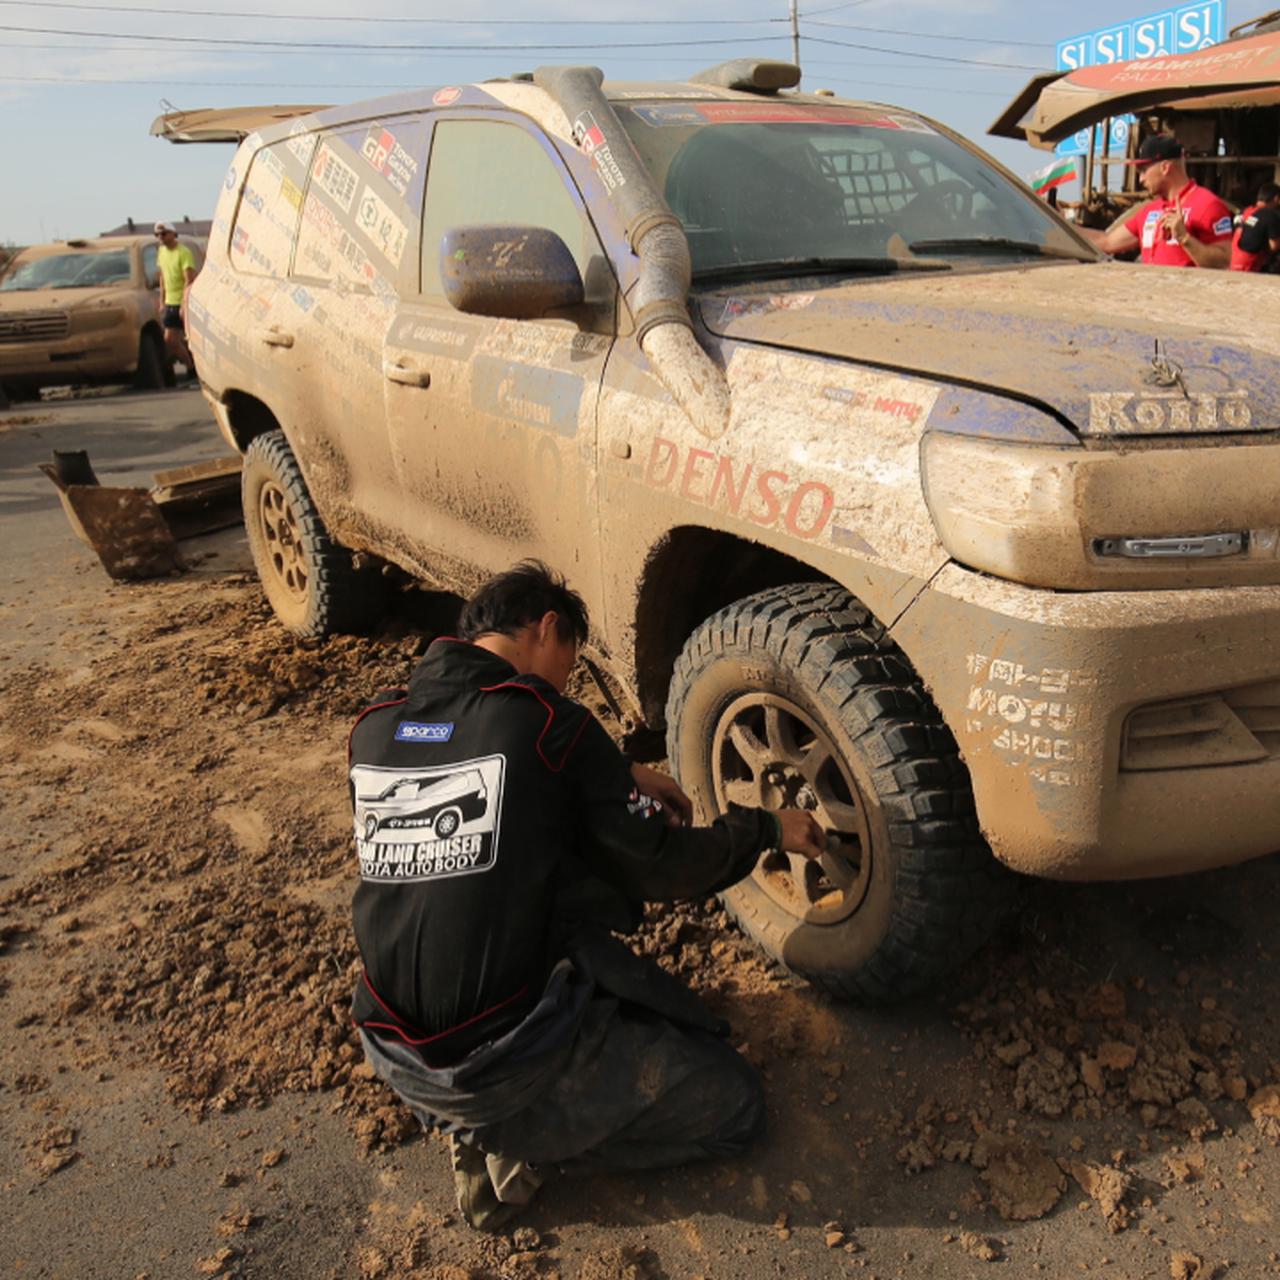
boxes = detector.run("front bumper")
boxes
[892,565,1280,880]
[0,327,139,385]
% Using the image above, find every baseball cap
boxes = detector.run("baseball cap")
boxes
[154,220,176,235]
[1131,135,1183,167]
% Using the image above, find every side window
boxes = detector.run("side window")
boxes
[419,120,595,298]
[230,133,314,279]
[141,242,158,288]
[295,116,429,293]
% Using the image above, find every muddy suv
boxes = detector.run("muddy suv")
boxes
[178,61,1280,1003]
[0,233,203,398]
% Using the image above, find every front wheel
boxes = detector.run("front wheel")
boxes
[665,583,1010,1005]
[133,330,167,390]
[241,429,385,637]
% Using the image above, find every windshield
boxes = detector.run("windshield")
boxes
[617,101,1093,277]
[0,249,134,292]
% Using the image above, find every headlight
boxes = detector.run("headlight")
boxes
[919,432,1078,584]
[920,431,1280,590]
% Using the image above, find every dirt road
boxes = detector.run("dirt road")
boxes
[3,393,1280,1279]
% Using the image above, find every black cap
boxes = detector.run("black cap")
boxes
[1132,134,1183,166]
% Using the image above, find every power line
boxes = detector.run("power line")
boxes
[0,40,1018,72]
[0,21,787,49]
[0,0,783,24]
[0,70,1012,97]
[805,19,1051,48]
[808,35,1043,71]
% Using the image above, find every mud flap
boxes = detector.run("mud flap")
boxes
[38,450,242,581]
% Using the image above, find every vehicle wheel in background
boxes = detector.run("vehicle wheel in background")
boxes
[665,582,1012,1005]
[241,429,386,637]
[133,330,167,390]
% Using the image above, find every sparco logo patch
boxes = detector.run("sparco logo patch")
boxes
[395,721,454,743]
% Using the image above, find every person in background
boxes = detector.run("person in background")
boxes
[1230,181,1280,273]
[154,220,197,377]
[1080,135,1232,268]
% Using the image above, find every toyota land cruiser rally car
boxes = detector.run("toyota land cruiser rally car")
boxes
[160,60,1280,1002]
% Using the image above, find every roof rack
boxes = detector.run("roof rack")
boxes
[689,59,800,94]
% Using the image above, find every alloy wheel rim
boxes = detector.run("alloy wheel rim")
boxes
[711,692,872,925]
[258,481,308,605]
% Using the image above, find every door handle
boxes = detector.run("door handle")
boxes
[260,327,295,348]
[383,361,431,388]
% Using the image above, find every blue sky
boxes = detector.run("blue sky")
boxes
[0,0,1259,245]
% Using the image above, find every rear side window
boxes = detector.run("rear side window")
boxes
[230,133,314,278]
[295,117,429,293]
[419,120,593,297]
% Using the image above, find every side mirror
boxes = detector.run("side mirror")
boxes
[440,225,584,320]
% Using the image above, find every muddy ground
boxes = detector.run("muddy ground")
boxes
[3,399,1280,1279]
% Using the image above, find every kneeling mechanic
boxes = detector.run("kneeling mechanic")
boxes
[348,561,825,1227]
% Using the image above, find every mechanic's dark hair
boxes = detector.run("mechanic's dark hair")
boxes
[1259,181,1280,204]
[458,560,589,646]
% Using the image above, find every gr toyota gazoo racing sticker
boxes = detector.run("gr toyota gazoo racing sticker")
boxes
[351,754,505,882]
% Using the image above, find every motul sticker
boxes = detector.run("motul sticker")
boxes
[352,755,505,882]
[433,87,462,106]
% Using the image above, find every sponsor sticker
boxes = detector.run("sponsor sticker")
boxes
[572,111,627,191]
[355,186,409,266]
[360,124,419,199]
[433,86,462,106]
[395,721,455,743]
[312,142,360,212]
[286,120,316,166]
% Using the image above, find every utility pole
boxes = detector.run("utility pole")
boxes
[789,0,801,78]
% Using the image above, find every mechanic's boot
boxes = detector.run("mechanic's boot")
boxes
[449,1137,540,1231]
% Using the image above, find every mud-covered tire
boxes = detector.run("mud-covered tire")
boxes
[242,429,385,637]
[665,582,1010,1005]
[133,329,167,390]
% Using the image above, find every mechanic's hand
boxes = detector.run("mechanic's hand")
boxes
[770,808,825,860]
[630,762,692,828]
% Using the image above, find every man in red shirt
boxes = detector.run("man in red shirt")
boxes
[1082,134,1232,268]
[1230,181,1280,272]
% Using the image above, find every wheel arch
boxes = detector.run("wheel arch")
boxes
[219,390,284,453]
[633,525,830,726]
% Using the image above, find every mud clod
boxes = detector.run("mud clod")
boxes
[971,1132,1066,1221]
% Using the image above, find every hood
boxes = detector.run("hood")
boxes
[0,286,134,312]
[700,261,1280,437]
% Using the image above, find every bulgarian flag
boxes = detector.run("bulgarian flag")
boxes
[1029,155,1079,197]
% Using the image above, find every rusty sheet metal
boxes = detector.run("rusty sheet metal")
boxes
[39,454,243,579]
[39,472,184,580]
[700,265,1280,438]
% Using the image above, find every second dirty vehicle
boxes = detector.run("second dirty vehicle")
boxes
[172,60,1280,1003]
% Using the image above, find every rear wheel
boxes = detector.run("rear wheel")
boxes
[133,329,167,390]
[242,429,385,637]
[665,582,1010,1004]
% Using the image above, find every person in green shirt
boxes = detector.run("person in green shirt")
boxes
[154,221,197,378]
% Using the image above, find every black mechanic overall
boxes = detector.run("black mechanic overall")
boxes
[348,637,777,1171]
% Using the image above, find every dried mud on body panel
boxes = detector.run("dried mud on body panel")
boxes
[596,335,949,679]
[892,565,1280,880]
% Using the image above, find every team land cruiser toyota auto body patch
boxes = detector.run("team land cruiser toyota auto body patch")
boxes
[350,755,505,882]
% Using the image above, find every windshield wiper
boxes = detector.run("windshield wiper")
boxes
[693,255,951,284]
[907,237,1092,261]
